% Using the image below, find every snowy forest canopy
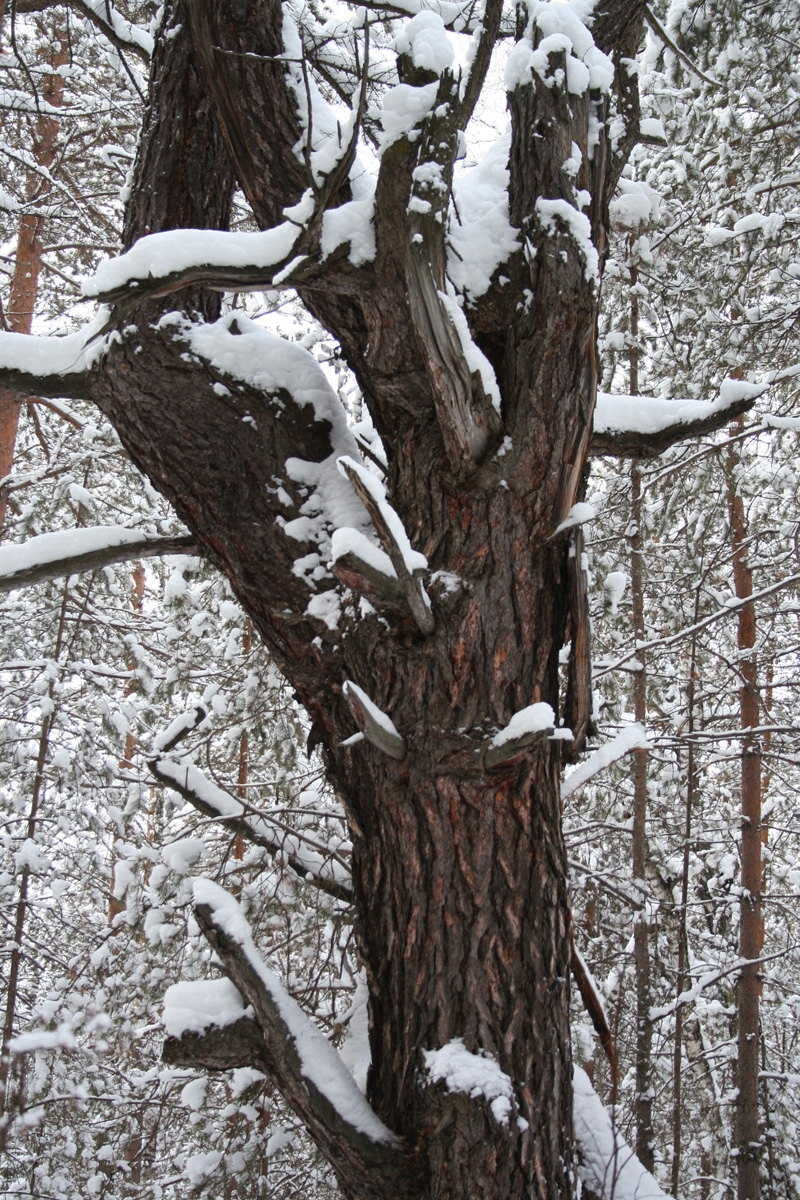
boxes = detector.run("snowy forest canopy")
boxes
[1,1,800,1199]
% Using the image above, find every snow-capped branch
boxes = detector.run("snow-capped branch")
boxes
[150,758,354,904]
[590,383,764,458]
[561,725,650,801]
[342,681,407,762]
[570,938,618,1080]
[0,528,197,593]
[483,703,555,771]
[16,0,153,64]
[338,457,435,636]
[191,881,409,1196]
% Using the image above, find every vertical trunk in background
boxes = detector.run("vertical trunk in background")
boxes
[628,263,653,1171]
[725,421,762,1200]
[0,39,66,528]
[671,619,700,1197]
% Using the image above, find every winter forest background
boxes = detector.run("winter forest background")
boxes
[2,0,800,1197]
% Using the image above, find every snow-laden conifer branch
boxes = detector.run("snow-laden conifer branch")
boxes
[16,0,153,64]
[189,881,410,1197]
[338,457,435,635]
[589,383,764,458]
[0,527,197,592]
[342,681,407,762]
[149,758,354,904]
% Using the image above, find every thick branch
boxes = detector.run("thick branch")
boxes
[0,534,197,592]
[162,1016,269,1072]
[194,897,415,1199]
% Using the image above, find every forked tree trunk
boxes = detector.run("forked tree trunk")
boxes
[0,3,657,1196]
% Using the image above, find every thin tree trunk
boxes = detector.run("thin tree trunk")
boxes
[725,423,762,1200]
[671,615,700,1197]
[0,39,66,527]
[0,583,69,1148]
[628,265,654,1172]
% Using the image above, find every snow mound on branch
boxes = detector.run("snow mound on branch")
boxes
[0,525,153,580]
[594,381,766,436]
[393,11,454,74]
[423,1038,515,1124]
[489,702,555,748]
[448,130,520,299]
[505,1,614,95]
[162,978,253,1038]
[0,306,112,377]
[574,1066,673,1199]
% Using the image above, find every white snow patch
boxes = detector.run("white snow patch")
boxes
[448,130,520,299]
[8,1026,76,1054]
[552,502,595,536]
[574,1066,672,1199]
[0,307,113,379]
[191,879,398,1144]
[0,525,156,582]
[331,527,397,579]
[321,194,376,266]
[394,11,454,74]
[536,198,599,285]
[338,972,371,1094]
[604,570,627,613]
[162,978,253,1038]
[336,456,428,575]
[84,225,300,297]
[490,702,555,748]
[561,725,650,801]
[378,81,440,150]
[595,381,766,437]
[342,681,403,742]
[423,1038,515,1124]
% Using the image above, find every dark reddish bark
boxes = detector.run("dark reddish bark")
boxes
[0,3,669,1197]
[0,40,66,527]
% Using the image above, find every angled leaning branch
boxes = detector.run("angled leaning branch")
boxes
[0,531,198,593]
[190,881,412,1199]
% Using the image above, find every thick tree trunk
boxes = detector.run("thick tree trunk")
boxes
[0,2,651,1195]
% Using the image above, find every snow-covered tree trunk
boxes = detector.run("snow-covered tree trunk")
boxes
[0,2,752,1196]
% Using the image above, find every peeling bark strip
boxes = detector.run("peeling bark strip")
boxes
[0,1,691,1196]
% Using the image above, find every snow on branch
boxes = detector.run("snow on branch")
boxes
[0,307,113,400]
[15,0,153,62]
[342,681,407,762]
[149,758,354,904]
[190,880,408,1195]
[561,725,650,801]
[483,702,556,771]
[590,381,766,458]
[0,527,197,592]
[573,1066,673,1200]
[83,223,304,305]
[337,457,434,635]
